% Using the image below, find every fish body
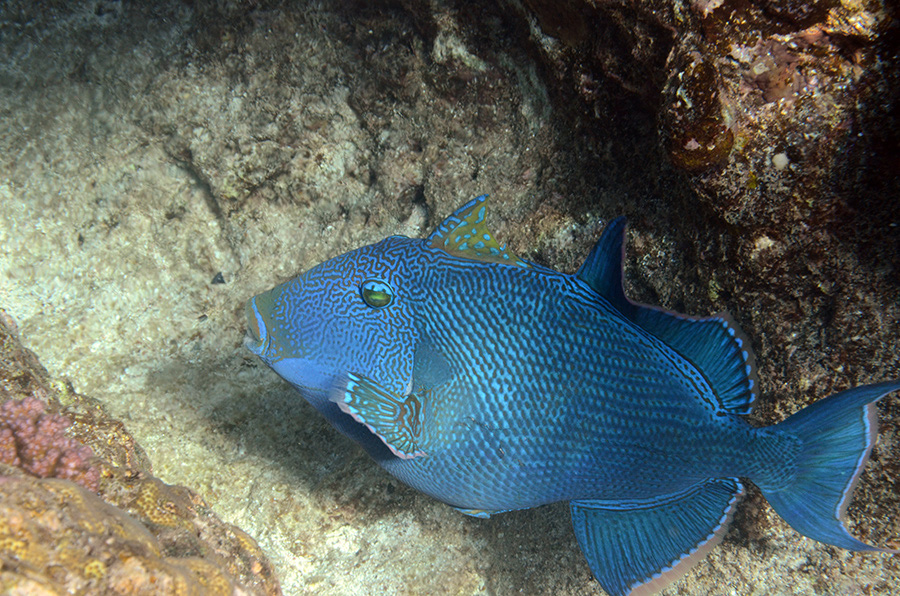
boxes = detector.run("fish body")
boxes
[246,197,898,595]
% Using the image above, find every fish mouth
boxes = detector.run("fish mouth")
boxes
[244,295,269,355]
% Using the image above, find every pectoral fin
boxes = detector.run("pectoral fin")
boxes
[571,478,743,596]
[334,372,427,459]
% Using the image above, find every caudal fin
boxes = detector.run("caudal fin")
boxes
[763,380,900,551]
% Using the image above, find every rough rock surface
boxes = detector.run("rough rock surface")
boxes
[0,0,897,594]
[0,395,101,491]
[0,311,281,595]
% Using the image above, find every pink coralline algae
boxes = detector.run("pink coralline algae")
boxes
[0,397,100,492]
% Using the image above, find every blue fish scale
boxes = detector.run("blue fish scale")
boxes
[369,245,765,509]
[247,199,899,595]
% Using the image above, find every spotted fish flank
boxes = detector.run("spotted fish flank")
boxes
[246,196,899,596]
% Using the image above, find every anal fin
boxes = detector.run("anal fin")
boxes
[571,478,743,596]
[333,372,427,459]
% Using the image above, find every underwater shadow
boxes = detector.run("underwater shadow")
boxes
[166,354,606,593]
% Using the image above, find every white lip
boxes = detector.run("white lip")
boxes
[245,296,268,355]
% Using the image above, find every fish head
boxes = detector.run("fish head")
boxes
[245,235,420,411]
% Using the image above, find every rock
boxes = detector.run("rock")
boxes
[0,311,281,596]
[0,0,897,594]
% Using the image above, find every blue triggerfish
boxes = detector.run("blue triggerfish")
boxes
[246,196,898,595]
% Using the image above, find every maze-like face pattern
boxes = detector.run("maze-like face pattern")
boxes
[247,203,751,511]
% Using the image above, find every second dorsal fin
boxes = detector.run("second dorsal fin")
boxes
[577,218,758,414]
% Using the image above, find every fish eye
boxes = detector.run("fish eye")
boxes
[360,279,394,308]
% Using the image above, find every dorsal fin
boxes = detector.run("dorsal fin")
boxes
[576,216,630,313]
[577,218,758,415]
[427,195,529,267]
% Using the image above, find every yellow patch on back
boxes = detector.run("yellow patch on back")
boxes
[426,195,529,267]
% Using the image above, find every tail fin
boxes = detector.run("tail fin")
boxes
[762,380,900,551]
